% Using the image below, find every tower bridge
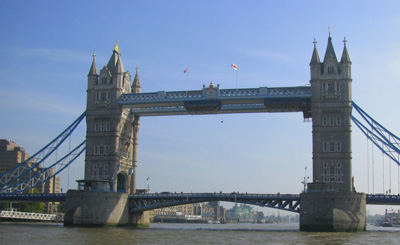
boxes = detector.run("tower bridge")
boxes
[1,33,400,231]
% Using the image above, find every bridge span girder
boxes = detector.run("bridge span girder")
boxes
[129,193,300,213]
[119,86,312,117]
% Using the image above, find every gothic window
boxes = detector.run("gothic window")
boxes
[95,123,100,131]
[105,146,110,155]
[327,83,335,92]
[330,176,335,182]
[329,117,335,126]
[323,162,328,168]
[93,146,99,155]
[322,117,328,126]
[99,146,104,155]
[106,123,110,131]
[335,142,342,152]
[329,143,335,152]
[336,116,342,126]
[337,162,341,168]
[323,142,329,152]
[102,77,107,84]
[327,66,334,74]
[98,167,103,176]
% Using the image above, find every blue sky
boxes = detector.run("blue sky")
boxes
[1,1,400,214]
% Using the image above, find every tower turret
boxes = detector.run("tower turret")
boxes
[131,65,141,93]
[339,37,352,79]
[310,38,322,79]
[87,52,99,90]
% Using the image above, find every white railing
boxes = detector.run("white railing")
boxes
[0,210,63,222]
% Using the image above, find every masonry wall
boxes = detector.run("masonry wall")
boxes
[64,190,149,227]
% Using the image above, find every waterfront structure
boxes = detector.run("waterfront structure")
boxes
[300,34,365,231]
[65,34,367,230]
[84,43,140,194]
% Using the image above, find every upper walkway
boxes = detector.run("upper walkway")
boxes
[119,85,312,116]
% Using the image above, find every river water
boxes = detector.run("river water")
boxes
[1,222,399,244]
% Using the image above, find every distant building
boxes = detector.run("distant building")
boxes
[149,202,226,222]
[226,203,255,222]
[0,139,60,194]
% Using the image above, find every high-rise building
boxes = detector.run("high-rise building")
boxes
[0,139,60,194]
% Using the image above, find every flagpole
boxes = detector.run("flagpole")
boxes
[236,69,238,92]
[186,71,188,95]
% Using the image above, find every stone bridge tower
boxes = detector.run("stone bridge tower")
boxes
[300,33,366,232]
[85,43,140,194]
[309,34,352,193]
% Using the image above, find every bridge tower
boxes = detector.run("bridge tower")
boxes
[300,33,366,231]
[84,43,140,194]
[64,43,149,227]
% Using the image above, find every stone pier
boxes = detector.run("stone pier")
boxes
[300,192,366,232]
[64,190,149,227]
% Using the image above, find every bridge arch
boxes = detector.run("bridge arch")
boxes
[117,172,128,193]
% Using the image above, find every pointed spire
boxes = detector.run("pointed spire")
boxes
[340,37,351,63]
[114,55,125,74]
[323,34,338,63]
[310,38,321,65]
[107,40,122,72]
[88,52,98,76]
[131,65,141,93]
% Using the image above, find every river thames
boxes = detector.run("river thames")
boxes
[1,222,400,244]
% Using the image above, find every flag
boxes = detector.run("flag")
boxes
[183,68,188,73]
[231,64,238,70]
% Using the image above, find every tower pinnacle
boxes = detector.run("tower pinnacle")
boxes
[88,51,98,76]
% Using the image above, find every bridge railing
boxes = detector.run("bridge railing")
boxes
[0,210,63,222]
[130,192,300,199]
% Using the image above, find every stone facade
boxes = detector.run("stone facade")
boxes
[308,35,353,193]
[300,192,366,232]
[300,35,366,232]
[64,190,149,227]
[85,43,141,194]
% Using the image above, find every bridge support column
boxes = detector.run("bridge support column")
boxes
[64,190,149,227]
[299,192,366,232]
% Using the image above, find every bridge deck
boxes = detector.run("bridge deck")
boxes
[119,86,312,116]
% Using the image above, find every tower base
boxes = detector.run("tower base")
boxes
[64,190,149,227]
[300,192,366,232]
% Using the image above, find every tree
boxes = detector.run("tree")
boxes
[16,188,44,213]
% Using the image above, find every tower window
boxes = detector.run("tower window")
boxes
[327,83,335,92]
[327,66,334,74]
[322,117,328,126]
[336,116,342,126]
[102,77,107,84]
